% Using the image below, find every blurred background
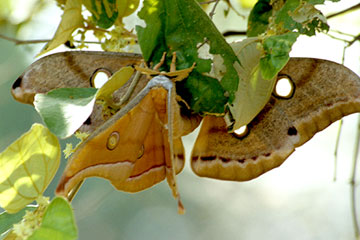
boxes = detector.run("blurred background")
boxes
[1,0,360,239]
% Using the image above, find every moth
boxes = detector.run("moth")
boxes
[13,51,360,210]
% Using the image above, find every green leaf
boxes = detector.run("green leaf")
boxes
[116,0,140,18]
[0,206,37,235]
[306,0,324,5]
[260,32,299,80]
[289,1,329,35]
[28,197,77,240]
[228,38,277,129]
[34,88,98,139]
[247,0,330,37]
[136,0,167,62]
[247,0,272,37]
[83,0,118,28]
[39,0,83,55]
[275,0,329,36]
[176,71,228,113]
[136,0,239,114]
[0,124,60,213]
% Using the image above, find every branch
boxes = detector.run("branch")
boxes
[327,3,360,19]
[350,114,360,239]
[199,0,217,4]
[0,34,49,45]
[0,34,101,45]
[348,33,360,48]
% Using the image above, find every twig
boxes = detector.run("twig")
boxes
[0,33,101,45]
[350,114,360,238]
[209,0,220,19]
[333,119,343,181]
[327,3,360,19]
[326,32,352,43]
[223,0,245,18]
[325,30,360,52]
[329,29,356,38]
[348,33,360,48]
[342,43,348,67]
[199,0,217,4]
[0,34,49,44]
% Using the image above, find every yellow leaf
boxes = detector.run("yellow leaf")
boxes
[0,124,60,213]
[227,38,277,130]
[116,0,140,18]
[38,0,83,55]
[96,66,134,107]
[237,0,257,9]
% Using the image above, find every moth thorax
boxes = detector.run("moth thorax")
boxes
[151,88,168,122]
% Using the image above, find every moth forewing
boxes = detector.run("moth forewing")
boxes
[56,76,187,212]
[12,51,143,105]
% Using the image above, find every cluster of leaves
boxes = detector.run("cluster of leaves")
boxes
[0,0,340,239]
[42,0,140,54]
[0,125,77,239]
[135,0,336,130]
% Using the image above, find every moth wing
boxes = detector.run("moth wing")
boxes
[12,51,143,104]
[115,112,185,192]
[191,58,360,181]
[56,85,185,196]
[13,51,149,133]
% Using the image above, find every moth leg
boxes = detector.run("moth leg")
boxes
[166,51,196,82]
[170,52,177,72]
[165,52,195,82]
[153,52,167,71]
[148,76,187,213]
[166,84,185,214]
[151,78,185,213]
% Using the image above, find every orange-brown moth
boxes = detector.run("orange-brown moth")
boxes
[13,52,360,210]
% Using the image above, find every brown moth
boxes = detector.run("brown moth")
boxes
[55,76,200,212]
[13,52,360,208]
